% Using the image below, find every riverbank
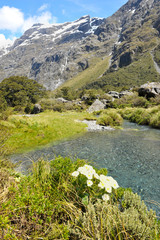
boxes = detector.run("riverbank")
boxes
[0,110,160,239]
[0,156,159,239]
[0,111,91,155]
[10,120,160,216]
[119,105,160,128]
[0,106,160,156]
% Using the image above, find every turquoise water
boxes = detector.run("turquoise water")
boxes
[11,121,160,215]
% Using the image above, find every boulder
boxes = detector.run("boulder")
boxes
[119,90,134,98]
[138,82,160,99]
[87,99,106,113]
[108,91,120,98]
[32,104,42,114]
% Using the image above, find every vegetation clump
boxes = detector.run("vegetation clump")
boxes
[71,192,158,240]
[97,109,123,127]
[119,106,160,128]
[0,157,159,239]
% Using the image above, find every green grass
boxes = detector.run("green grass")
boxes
[119,105,160,128]
[0,111,95,155]
[85,53,160,92]
[60,56,110,90]
[97,109,123,127]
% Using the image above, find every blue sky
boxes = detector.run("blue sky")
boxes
[0,0,128,48]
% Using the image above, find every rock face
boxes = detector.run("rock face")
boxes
[0,0,160,90]
[138,82,160,99]
[0,16,108,90]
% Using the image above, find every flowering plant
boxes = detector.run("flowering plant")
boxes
[71,164,119,203]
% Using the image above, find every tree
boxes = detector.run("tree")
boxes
[0,76,46,107]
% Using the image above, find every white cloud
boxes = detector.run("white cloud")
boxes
[0,5,57,33]
[22,11,57,32]
[0,6,24,32]
[38,4,49,12]
[0,5,57,49]
[0,34,16,49]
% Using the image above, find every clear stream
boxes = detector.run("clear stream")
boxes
[11,121,160,215]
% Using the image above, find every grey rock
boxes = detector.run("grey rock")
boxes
[108,91,120,99]
[119,90,134,98]
[138,82,160,99]
[87,99,106,113]
[0,15,107,90]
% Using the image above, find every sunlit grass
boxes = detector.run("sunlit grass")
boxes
[60,56,110,90]
[1,111,94,155]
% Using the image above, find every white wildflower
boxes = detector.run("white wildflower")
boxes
[98,181,105,189]
[106,176,119,189]
[78,165,95,179]
[102,194,110,201]
[105,185,112,193]
[71,171,79,177]
[87,180,93,187]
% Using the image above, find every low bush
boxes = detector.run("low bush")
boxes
[132,96,149,108]
[97,110,123,127]
[110,93,149,109]
[0,76,46,107]
[0,108,12,121]
[150,95,160,106]
[40,98,84,112]
[70,191,158,240]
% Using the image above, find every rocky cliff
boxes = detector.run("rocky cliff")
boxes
[0,0,160,90]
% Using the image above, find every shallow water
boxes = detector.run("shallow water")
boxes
[11,121,160,215]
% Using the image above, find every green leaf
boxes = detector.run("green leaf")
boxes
[82,195,89,206]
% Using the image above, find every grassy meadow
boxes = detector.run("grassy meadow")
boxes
[0,111,93,155]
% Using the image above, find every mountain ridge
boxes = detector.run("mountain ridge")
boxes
[0,0,160,90]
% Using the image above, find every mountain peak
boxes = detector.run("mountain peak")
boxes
[0,0,159,90]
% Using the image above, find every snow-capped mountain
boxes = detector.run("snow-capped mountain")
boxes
[0,0,160,90]
[0,15,108,89]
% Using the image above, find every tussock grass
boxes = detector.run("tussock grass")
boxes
[119,106,160,128]
[97,109,123,127]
